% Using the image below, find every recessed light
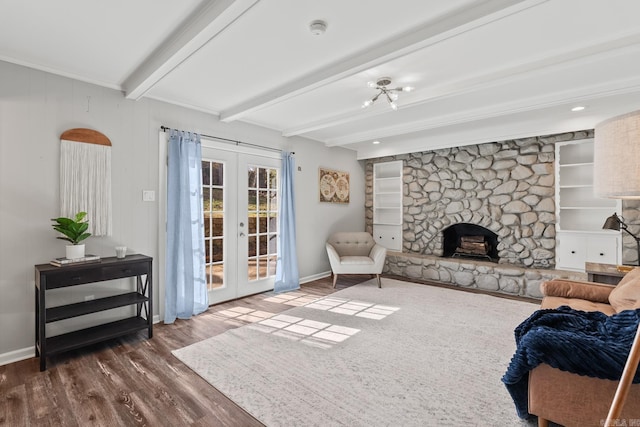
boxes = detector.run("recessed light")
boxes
[372,140,381,145]
[571,106,586,112]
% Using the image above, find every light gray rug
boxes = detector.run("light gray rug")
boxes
[173,279,539,426]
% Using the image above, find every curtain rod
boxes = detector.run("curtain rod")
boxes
[160,126,293,155]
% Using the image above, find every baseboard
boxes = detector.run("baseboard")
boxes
[0,346,34,367]
[300,271,331,284]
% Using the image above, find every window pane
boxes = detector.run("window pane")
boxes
[258,190,268,212]
[212,162,223,186]
[202,161,211,186]
[257,257,268,279]
[248,167,257,188]
[205,239,211,263]
[258,168,267,188]
[248,259,258,281]
[269,169,278,189]
[268,233,277,254]
[269,191,278,212]
[248,236,257,258]
[268,214,278,233]
[212,216,223,237]
[213,237,223,261]
[202,187,211,212]
[212,188,223,212]
[204,215,212,239]
[207,264,223,289]
[248,190,257,211]
[259,235,268,256]
[248,217,257,234]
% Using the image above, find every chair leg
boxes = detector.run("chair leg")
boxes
[537,417,549,427]
[332,274,338,288]
[376,274,381,288]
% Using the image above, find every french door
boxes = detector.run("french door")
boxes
[201,146,280,304]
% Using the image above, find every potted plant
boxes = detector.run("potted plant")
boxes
[51,211,91,259]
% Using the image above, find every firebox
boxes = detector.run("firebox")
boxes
[442,223,499,262]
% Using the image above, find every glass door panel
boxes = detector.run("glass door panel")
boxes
[238,155,280,296]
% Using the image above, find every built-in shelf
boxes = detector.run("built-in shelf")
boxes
[555,139,621,271]
[373,161,403,251]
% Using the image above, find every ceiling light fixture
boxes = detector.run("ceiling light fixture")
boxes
[362,77,413,111]
[571,106,586,112]
[372,140,381,144]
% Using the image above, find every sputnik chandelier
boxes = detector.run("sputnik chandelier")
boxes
[362,77,413,110]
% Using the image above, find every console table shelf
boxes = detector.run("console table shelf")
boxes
[35,254,152,371]
[46,292,149,322]
[43,317,150,356]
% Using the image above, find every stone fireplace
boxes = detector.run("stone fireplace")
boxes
[363,132,592,269]
[363,130,600,298]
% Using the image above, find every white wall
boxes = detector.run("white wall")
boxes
[0,60,364,364]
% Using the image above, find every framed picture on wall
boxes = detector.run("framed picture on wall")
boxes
[319,167,350,204]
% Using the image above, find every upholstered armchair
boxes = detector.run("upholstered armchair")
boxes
[325,232,387,288]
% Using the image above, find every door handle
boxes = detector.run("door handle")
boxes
[240,232,245,237]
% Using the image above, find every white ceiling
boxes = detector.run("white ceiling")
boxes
[2,0,640,159]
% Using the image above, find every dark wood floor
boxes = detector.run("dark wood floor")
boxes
[0,274,537,426]
[0,275,371,427]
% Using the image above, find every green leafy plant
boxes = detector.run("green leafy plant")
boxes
[51,212,91,245]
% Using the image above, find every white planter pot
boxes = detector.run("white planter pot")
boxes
[66,244,85,260]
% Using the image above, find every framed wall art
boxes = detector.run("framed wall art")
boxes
[319,167,350,204]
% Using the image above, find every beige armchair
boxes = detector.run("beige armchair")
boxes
[325,232,387,288]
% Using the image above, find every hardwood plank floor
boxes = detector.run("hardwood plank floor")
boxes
[0,274,536,426]
[0,275,368,427]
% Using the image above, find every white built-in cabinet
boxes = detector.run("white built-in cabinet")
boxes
[373,161,403,251]
[555,138,621,271]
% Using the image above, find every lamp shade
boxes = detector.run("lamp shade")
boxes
[602,213,622,231]
[594,109,640,198]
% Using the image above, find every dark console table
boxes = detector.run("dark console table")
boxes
[35,254,152,371]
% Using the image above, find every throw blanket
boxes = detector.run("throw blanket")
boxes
[502,306,640,419]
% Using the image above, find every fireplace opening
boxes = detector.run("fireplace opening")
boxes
[442,223,499,262]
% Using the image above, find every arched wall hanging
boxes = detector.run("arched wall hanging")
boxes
[59,128,112,236]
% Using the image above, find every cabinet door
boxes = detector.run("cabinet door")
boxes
[586,235,619,265]
[373,224,402,251]
[556,234,587,271]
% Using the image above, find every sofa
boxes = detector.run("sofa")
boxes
[528,268,640,427]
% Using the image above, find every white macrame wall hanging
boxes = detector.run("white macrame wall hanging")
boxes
[59,128,112,236]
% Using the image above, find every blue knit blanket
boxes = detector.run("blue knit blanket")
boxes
[502,306,640,419]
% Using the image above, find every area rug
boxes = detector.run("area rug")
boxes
[173,279,538,426]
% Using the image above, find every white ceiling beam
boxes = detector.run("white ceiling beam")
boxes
[219,0,548,123]
[123,0,259,100]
